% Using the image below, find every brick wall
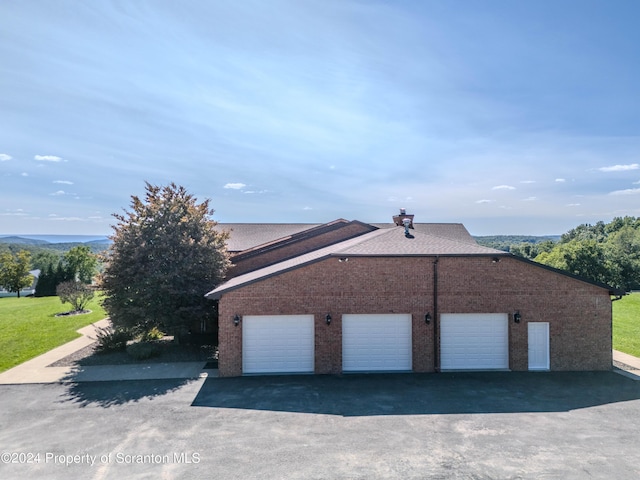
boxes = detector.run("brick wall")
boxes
[217,255,612,377]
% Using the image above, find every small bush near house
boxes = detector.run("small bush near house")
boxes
[141,326,165,342]
[94,325,131,353]
[126,341,160,360]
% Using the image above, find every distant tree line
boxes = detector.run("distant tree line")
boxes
[534,217,640,291]
[35,246,98,296]
[474,235,560,253]
[481,217,640,292]
[34,261,75,297]
[0,241,103,297]
[0,241,109,256]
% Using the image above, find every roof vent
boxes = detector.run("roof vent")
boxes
[393,208,414,229]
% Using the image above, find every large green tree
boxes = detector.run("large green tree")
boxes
[100,182,230,337]
[64,245,98,284]
[0,250,33,298]
[30,250,61,272]
[605,226,640,290]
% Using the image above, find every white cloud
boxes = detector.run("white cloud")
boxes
[520,180,536,184]
[0,153,12,161]
[633,180,640,185]
[223,182,246,190]
[475,199,493,204]
[555,178,566,183]
[522,197,537,201]
[34,155,62,162]
[243,190,268,195]
[50,190,66,196]
[609,188,640,196]
[303,206,313,210]
[53,180,74,185]
[1,209,27,216]
[492,185,516,190]
[598,163,639,172]
[566,203,581,207]
[21,172,28,177]
[48,216,83,221]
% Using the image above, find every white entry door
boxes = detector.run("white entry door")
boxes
[242,315,314,374]
[342,314,412,372]
[440,313,509,370]
[528,322,550,370]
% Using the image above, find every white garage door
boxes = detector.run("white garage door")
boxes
[242,315,314,374]
[440,313,509,370]
[342,314,412,372]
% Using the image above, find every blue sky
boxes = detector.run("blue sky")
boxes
[1,0,639,236]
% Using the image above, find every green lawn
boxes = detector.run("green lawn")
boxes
[0,294,108,372]
[613,292,640,357]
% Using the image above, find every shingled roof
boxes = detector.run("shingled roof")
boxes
[215,223,321,252]
[205,223,506,299]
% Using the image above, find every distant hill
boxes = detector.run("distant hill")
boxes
[0,235,110,244]
[0,236,50,245]
[0,236,111,256]
[85,238,112,245]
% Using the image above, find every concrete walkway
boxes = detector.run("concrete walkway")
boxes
[613,350,640,369]
[0,319,217,385]
[613,350,640,380]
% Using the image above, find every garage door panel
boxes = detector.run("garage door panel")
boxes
[342,314,412,372]
[243,315,314,374]
[441,313,508,370]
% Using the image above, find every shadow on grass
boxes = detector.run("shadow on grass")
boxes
[192,370,640,416]
[59,376,199,408]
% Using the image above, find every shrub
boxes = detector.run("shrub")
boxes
[57,281,94,312]
[126,341,160,360]
[94,325,131,353]
[141,326,165,342]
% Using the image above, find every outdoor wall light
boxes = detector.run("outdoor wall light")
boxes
[325,314,332,325]
[233,314,240,327]
[513,311,521,323]
[425,313,432,324]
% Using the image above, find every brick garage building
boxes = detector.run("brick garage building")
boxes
[208,215,622,377]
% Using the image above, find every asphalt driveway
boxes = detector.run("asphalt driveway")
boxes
[1,372,639,479]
